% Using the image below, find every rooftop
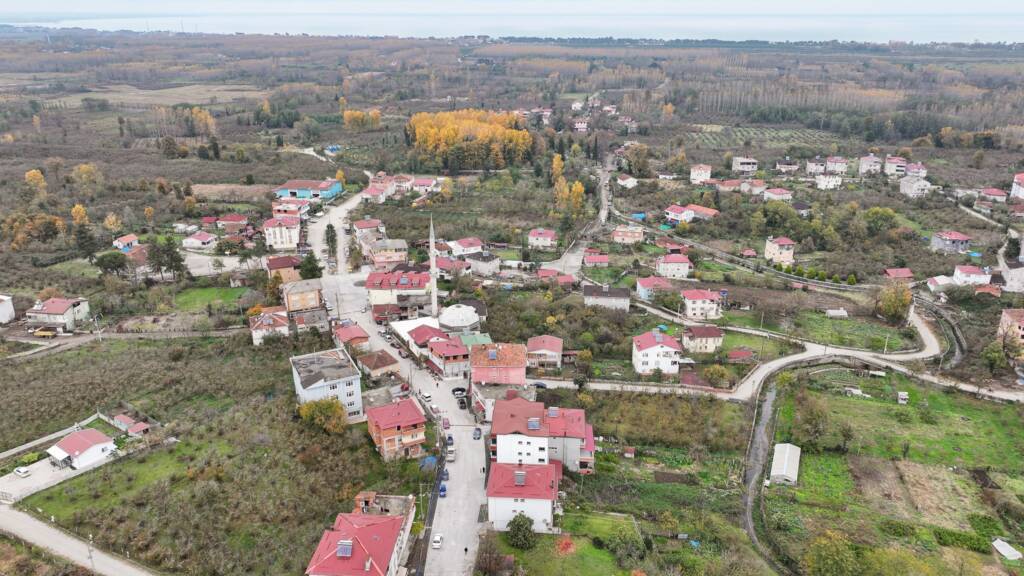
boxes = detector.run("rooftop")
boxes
[491,397,588,439]
[582,285,630,299]
[526,335,563,355]
[486,462,561,501]
[633,330,682,352]
[305,513,405,576]
[470,343,527,368]
[366,398,425,430]
[358,350,400,371]
[290,348,359,389]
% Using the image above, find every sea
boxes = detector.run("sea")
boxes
[2,12,1022,43]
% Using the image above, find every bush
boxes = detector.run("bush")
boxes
[932,527,989,553]
[878,519,915,538]
[507,513,537,550]
[966,513,1002,539]
[607,526,645,567]
[592,536,605,549]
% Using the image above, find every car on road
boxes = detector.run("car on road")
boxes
[13,467,31,478]
[398,349,409,358]
[442,418,450,429]
[442,468,449,481]
[421,392,433,402]
[446,447,456,462]
[473,428,482,440]
[431,534,444,549]
[439,483,447,498]
[431,404,441,416]
[458,398,468,410]
[451,387,467,397]
[446,434,454,446]
[532,381,548,389]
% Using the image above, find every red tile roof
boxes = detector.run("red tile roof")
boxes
[1016,173,1024,185]
[528,228,557,239]
[217,213,248,223]
[470,343,527,368]
[936,230,971,241]
[115,233,138,245]
[526,335,563,355]
[454,237,483,249]
[770,236,796,246]
[334,323,370,344]
[428,337,469,358]
[490,398,587,439]
[53,429,111,457]
[305,513,405,576]
[764,188,791,197]
[982,188,1007,197]
[263,216,301,229]
[583,254,609,264]
[633,330,682,352]
[486,462,561,501]
[365,271,431,290]
[277,178,332,191]
[636,276,673,291]
[187,231,216,242]
[408,324,448,346]
[249,306,289,330]
[975,284,1001,297]
[358,350,399,371]
[267,255,303,270]
[536,268,558,279]
[884,268,914,279]
[353,218,382,230]
[32,297,84,315]
[686,325,724,339]
[681,289,721,301]
[659,254,691,264]
[685,204,719,218]
[366,398,425,430]
[955,265,986,275]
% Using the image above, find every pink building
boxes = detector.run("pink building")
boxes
[471,343,527,386]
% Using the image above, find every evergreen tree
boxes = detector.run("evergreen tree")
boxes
[299,253,323,279]
[73,225,100,262]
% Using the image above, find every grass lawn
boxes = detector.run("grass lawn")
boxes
[791,310,911,352]
[47,258,101,279]
[174,286,248,312]
[721,310,780,331]
[0,339,40,357]
[492,248,521,261]
[497,533,627,576]
[85,418,122,438]
[584,266,624,285]
[722,331,793,360]
[561,512,637,539]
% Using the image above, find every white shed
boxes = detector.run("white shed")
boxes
[993,539,1022,561]
[770,443,801,485]
[0,294,14,324]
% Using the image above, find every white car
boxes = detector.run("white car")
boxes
[13,467,31,478]
[431,534,444,549]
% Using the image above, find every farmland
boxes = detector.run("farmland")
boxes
[681,124,842,150]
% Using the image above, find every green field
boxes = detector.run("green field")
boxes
[46,258,101,279]
[682,124,838,149]
[497,533,627,576]
[791,310,911,352]
[722,331,793,360]
[584,266,625,285]
[0,339,40,358]
[174,287,249,312]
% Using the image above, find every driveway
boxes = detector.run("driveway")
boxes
[0,458,78,502]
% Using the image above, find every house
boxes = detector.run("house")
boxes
[927,275,956,293]
[358,350,401,379]
[471,343,527,387]
[636,276,673,301]
[859,154,882,176]
[283,279,323,312]
[438,303,481,333]
[266,255,303,284]
[611,224,644,245]
[368,239,409,271]
[573,118,589,133]
[815,174,842,190]
[274,178,342,202]
[582,285,630,311]
[112,233,138,251]
[263,216,302,251]
[974,200,993,215]
[1010,204,1024,220]
[427,338,471,379]
[740,248,758,258]
[664,204,719,225]
[570,100,584,111]
[112,414,151,437]
[366,399,427,460]
[412,177,440,194]
[632,330,682,375]
[765,236,796,266]
[362,172,398,204]
[200,216,217,229]
[365,271,431,317]
[690,164,713,184]
[656,237,689,253]
[792,201,812,218]
[46,429,114,470]
[657,172,678,180]
[450,237,484,257]
[290,348,363,417]
[489,397,595,474]
[906,162,927,178]
[352,218,386,237]
[930,230,971,254]
[980,188,1008,203]
[25,297,90,333]
[731,156,758,174]
[1012,173,1024,200]
[805,158,826,175]
[487,463,562,533]
[681,289,722,320]
[884,156,907,177]
[407,324,449,356]
[333,322,371,354]
[526,335,563,369]
[741,179,767,195]
[173,222,199,234]
[465,252,500,277]
[826,156,848,174]
[305,494,416,576]
[182,230,216,250]
[216,213,248,232]
[527,228,557,250]
[435,256,470,280]
[0,294,14,324]
[272,198,311,220]
[899,175,931,199]
[616,174,638,189]
[682,325,724,354]
[770,443,801,485]
[997,309,1024,352]
[583,253,610,267]
[716,179,742,193]
[763,188,793,202]
[249,305,290,345]
[884,268,914,282]
[953,265,991,286]
[653,253,690,280]
[775,158,799,174]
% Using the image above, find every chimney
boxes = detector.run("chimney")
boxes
[337,539,353,558]
[364,558,372,572]
[514,470,526,486]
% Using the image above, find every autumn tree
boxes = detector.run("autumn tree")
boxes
[661,102,675,121]
[144,206,155,225]
[334,168,345,187]
[553,176,570,215]
[569,180,585,218]
[71,163,103,194]
[298,398,348,434]
[24,169,47,198]
[802,531,857,576]
[103,213,123,234]
[551,153,564,183]
[439,178,454,202]
[37,286,63,301]
[876,282,911,324]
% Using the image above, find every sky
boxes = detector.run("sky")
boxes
[2,1,1022,42]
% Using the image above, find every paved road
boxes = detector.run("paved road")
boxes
[0,505,158,576]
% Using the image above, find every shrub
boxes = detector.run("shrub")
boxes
[878,519,915,538]
[607,526,645,567]
[966,513,1002,539]
[507,513,537,550]
[932,527,989,553]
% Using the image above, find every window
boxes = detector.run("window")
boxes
[538,447,545,452]
[347,391,354,397]
[329,383,338,391]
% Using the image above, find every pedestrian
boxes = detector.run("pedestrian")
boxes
[464,547,468,555]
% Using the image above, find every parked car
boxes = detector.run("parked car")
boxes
[446,434,454,446]
[442,468,449,481]
[431,534,444,549]
[431,404,441,416]
[446,447,456,462]
[473,428,482,440]
[439,483,447,498]
[398,349,409,358]
[442,418,450,430]
[533,381,548,389]
[421,392,433,403]
[13,467,31,478]
[451,387,467,397]
[458,398,468,410]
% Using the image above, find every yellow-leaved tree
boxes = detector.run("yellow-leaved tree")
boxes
[335,168,345,187]
[25,169,47,197]
[551,154,564,182]
[569,180,585,218]
[71,204,89,226]
[103,213,122,233]
[144,206,155,224]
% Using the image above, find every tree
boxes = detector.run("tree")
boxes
[573,373,588,391]
[661,102,675,121]
[266,271,284,304]
[73,225,100,262]
[299,252,323,279]
[792,389,830,451]
[325,224,338,256]
[24,169,47,197]
[703,365,731,388]
[876,282,912,324]
[802,531,857,576]
[439,178,454,202]
[94,251,128,276]
[335,168,346,187]
[144,206,155,225]
[37,286,63,301]
[569,180,585,218]
[298,398,348,434]
[103,212,123,234]
[506,513,537,550]
[71,204,89,226]
[551,153,564,183]
[969,150,985,169]
[606,526,645,567]
[982,340,1009,373]
[71,163,102,194]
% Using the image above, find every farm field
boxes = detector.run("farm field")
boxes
[0,532,93,576]
[789,310,913,352]
[173,286,250,312]
[765,368,1024,575]
[47,83,269,108]
[681,124,841,149]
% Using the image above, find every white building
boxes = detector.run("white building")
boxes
[952,265,991,286]
[1012,174,1024,200]
[664,204,719,225]
[632,330,682,375]
[582,285,630,311]
[263,216,301,251]
[682,325,724,354]
[487,463,561,533]
[46,429,115,470]
[884,156,907,177]
[825,156,848,174]
[526,335,563,369]
[490,398,595,474]
[815,174,842,190]
[0,294,15,324]
[899,176,931,199]
[290,348,364,419]
[656,254,691,279]
[25,297,90,332]
[731,156,758,174]
[680,289,722,320]
[859,154,882,176]
[450,237,484,257]
[765,236,796,266]
[616,174,638,189]
[182,230,216,250]
[248,306,290,345]
[906,162,927,178]
[690,164,713,184]
[527,228,557,250]
[770,443,801,485]
[763,188,793,202]
[805,158,826,175]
